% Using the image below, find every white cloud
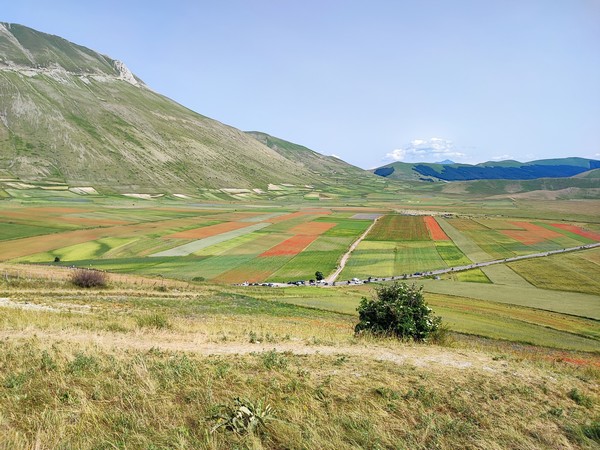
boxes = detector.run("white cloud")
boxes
[330,154,340,159]
[384,138,466,163]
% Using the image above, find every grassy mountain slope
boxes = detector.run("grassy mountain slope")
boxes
[0,23,339,193]
[246,131,373,180]
[373,158,600,182]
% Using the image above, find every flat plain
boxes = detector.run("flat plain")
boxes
[1,189,599,449]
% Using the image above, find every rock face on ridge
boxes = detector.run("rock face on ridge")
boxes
[0,22,331,192]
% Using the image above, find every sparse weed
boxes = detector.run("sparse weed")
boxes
[261,350,289,370]
[568,388,593,408]
[40,350,56,371]
[136,313,171,330]
[68,353,98,374]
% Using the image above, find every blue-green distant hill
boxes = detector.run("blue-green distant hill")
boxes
[372,158,600,182]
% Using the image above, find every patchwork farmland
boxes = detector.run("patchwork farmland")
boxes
[1,197,600,354]
[3,205,599,287]
[339,215,471,279]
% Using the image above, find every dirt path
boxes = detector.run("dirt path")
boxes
[0,328,499,372]
[325,217,380,283]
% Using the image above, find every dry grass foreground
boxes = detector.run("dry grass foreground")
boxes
[0,265,599,449]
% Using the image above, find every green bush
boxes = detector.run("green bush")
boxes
[355,282,442,341]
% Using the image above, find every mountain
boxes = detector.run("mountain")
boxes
[372,158,600,182]
[245,131,371,179]
[0,23,354,193]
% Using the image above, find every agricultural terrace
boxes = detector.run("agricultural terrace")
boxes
[339,215,470,279]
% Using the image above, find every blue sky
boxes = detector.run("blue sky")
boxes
[4,1,600,168]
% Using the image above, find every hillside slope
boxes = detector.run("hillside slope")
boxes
[373,158,600,182]
[0,23,336,192]
[246,131,373,179]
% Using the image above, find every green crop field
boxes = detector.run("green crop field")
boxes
[0,222,63,241]
[508,247,600,296]
[366,215,429,241]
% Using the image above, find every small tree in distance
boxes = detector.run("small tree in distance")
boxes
[315,271,324,282]
[355,282,441,341]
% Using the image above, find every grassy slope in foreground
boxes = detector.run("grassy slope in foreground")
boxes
[0,268,599,449]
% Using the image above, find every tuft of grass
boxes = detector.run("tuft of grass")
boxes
[136,313,171,329]
[568,388,594,408]
[581,422,600,443]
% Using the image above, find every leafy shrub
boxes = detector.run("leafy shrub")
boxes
[211,397,275,435]
[355,282,442,341]
[315,271,324,281]
[70,269,107,288]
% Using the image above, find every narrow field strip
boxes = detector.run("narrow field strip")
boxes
[266,210,332,223]
[424,216,450,240]
[350,213,384,220]
[500,221,564,245]
[166,221,250,239]
[259,235,319,257]
[551,223,600,241]
[480,264,531,286]
[419,279,600,320]
[435,218,494,263]
[150,223,270,257]
[239,212,288,222]
[288,222,337,235]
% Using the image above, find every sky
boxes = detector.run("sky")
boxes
[3,0,600,168]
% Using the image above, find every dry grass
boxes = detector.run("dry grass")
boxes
[1,265,599,448]
[0,336,598,449]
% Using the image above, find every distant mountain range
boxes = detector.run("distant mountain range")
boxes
[0,22,369,193]
[372,158,600,182]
